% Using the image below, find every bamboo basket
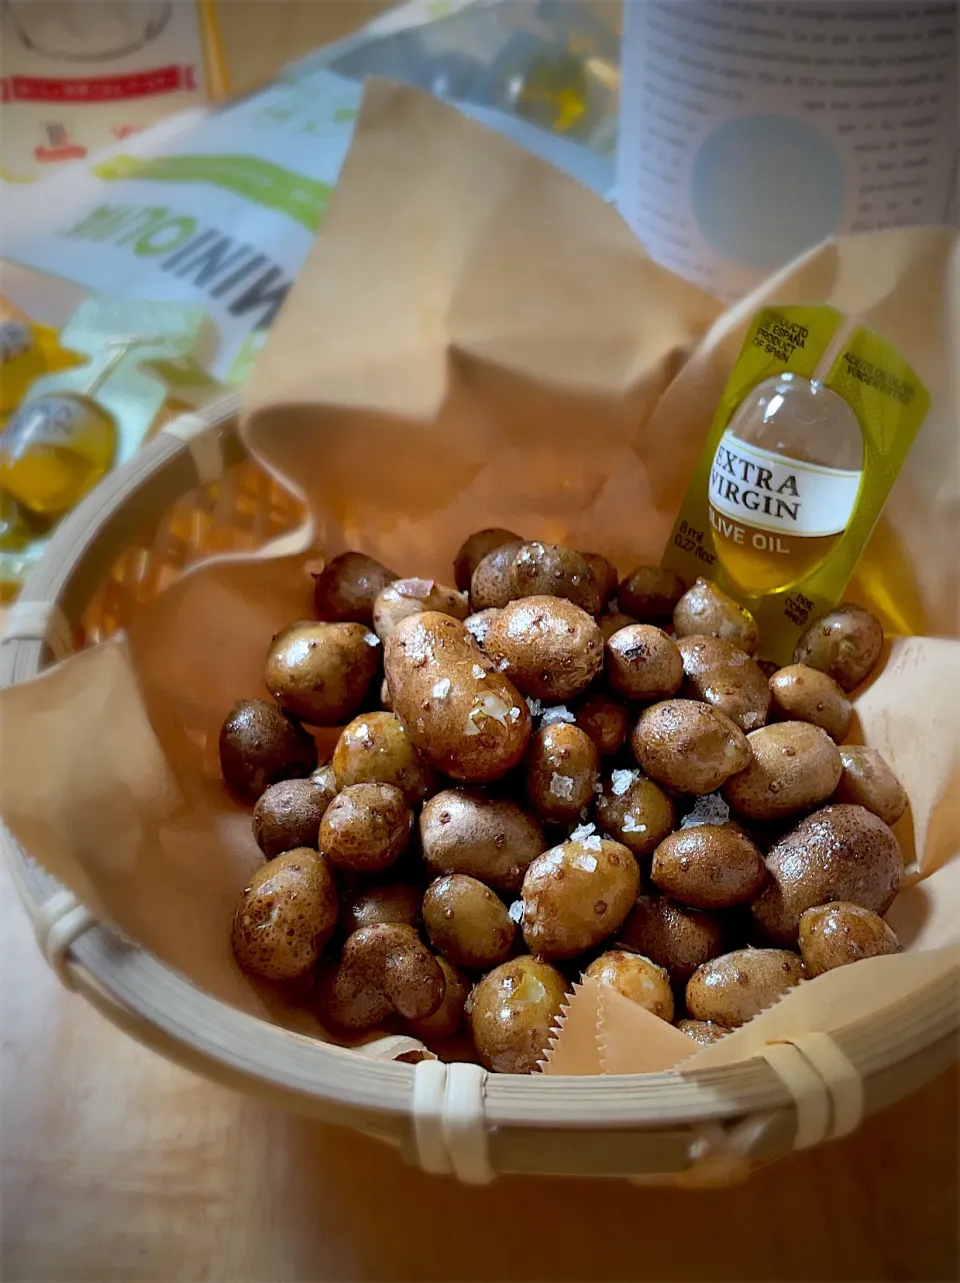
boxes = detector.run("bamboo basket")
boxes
[2,395,957,1185]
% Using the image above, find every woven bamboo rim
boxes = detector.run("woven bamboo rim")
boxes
[2,393,957,1180]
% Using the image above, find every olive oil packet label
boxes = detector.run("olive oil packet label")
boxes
[662,304,929,664]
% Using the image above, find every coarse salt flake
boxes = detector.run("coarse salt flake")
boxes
[541,705,575,727]
[573,852,599,872]
[363,631,381,647]
[549,773,575,799]
[570,822,597,842]
[472,664,486,680]
[508,900,524,923]
[611,768,640,796]
[525,696,543,718]
[581,835,602,853]
[681,794,731,828]
[621,814,648,834]
[432,678,451,699]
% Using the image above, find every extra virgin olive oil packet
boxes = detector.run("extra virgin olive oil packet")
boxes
[662,305,929,664]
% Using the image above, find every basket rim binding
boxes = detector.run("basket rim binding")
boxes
[1,394,956,1180]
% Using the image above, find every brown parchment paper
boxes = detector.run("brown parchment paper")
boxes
[0,82,957,1073]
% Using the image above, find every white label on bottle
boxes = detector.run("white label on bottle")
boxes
[617,1,959,299]
[708,430,861,538]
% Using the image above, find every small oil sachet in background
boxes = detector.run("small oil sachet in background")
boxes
[1,297,209,518]
[662,305,929,664]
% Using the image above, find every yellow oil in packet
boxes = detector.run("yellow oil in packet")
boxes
[662,305,929,663]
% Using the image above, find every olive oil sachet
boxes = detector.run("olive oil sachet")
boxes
[662,305,929,664]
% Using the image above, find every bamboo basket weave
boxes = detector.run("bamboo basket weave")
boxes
[2,396,957,1185]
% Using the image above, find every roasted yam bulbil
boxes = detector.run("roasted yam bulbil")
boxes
[372,577,469,642]
[510,542,603,615]
[313,551,398,625]
[466,956,569,1074]
[419,788,545,896]
[521,837,639,960]
[674,578,758,654]
[631,699,751,795]
[605,625,684,703]
[384,612,531,783]
[793,605,884,692]
[332,711,437,804]
[686,948,805,1027]
[252,777,333,859]
[485,596,603,703]
[231,850,338,981]
[454,529,523,592]
[265,621,380,725]
[219,699,318,804]
[798,902,901,976]
[618,566,686,622]
[678,635,770,732]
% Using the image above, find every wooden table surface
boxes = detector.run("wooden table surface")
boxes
[3,5,958,1280]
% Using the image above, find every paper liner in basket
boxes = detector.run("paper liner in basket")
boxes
[0,82,957,1073]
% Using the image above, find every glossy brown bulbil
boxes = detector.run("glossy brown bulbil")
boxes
[686,948,805,1027]
[454,528,522,593]
[619,895,728,983]
[407,957,471,1039]
[485,595,603,702]
[580,551,619,606]
[599,611,639,642]
[313,551,397,625]
[231,850,338,981]
[419,788,545,895]
[316,924,445,1031]
[673,578,758,654]
[510,542,603,615]
[751,804,902,946]
[372,577,469,641]
[521,837,639,959]
[465,956,569,1074]
[252,777,333,859]
[793,605,884,691]
[768,664,852,742]
[617,565,686,622]
[524,723,600,824]
[605,625,684,702]
[798,902,901,976]
[422,874,516,970]
[332,711,437,804]
[676,1018,730,1046]
[596,768,675,860]
[678,635,770,732]
[340,882,422,935]
[384,612,531,783]
[318,782,412,874]
[219,698,318,804]
[832,746,907,825]
[470,541,525,610]
[575,692,629,757]
[631,699,751,794]
[723,722,842,821]
[583,950,674,1021]
[651,825,766,909]
[265,621,380,725]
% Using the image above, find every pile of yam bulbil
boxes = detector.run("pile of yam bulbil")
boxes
[220,532,905,1072]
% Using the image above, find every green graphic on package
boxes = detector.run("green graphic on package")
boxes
[662,305,929,663]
